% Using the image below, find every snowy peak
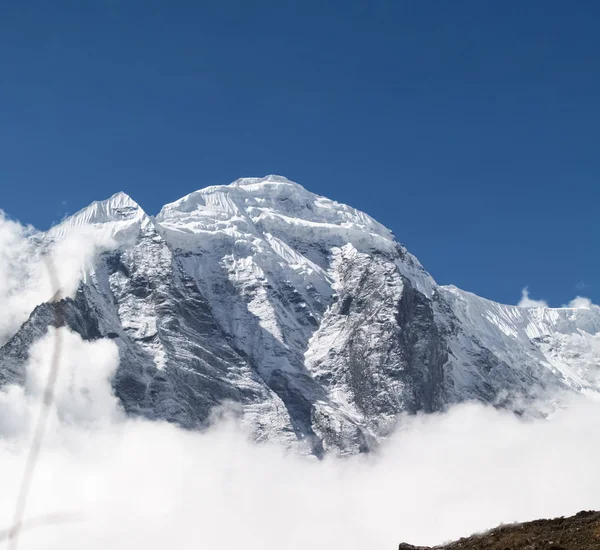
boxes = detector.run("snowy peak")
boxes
[72,191,143,224]
[48,191,150,243]
[229,174,301,188]
[158,175,382,227]
[102,191,143,214]
[157,175,395,256]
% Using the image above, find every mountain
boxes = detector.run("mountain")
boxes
[1,175,599,454]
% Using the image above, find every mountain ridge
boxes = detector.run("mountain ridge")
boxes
[1,175,599,454]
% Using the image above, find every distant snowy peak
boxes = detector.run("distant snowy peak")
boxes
[68,191,143,225]
[229,174,300,187]
[158,175,390,236]
[48,176,394,250]
[157,174,396,257]
[48,191,151,243]
[46,175,434,296]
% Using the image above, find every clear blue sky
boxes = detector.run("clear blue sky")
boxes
[1,1,598,306]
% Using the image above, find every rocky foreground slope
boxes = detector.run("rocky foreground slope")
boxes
[398,511,600,550]
[1,175,599,454]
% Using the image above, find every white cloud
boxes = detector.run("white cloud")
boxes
[0,212,44,345]
[0,329,121,440]
[565,296,594,309]
[517,287,598,310]
[26,329,122,427]
[0,329,598,549]
[517,287,549,308]
[0,211,114,346]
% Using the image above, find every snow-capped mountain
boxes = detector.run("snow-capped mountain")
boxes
[1,175,599,454]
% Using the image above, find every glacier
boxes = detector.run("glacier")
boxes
[1,174,599,454]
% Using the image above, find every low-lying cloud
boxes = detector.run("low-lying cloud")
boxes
[518,286,598,310]
[0,329,598,550]
[0,211,113,346]
[565,296,595,309]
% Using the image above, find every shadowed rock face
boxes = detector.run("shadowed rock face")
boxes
[0,292,102,388]
[395,277,446,414]
[398,511,600,550]
[1,176,600,454]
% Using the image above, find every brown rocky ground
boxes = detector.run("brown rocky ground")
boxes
[399,511,600,550]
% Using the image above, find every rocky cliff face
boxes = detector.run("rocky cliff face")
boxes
[1,175,599,454]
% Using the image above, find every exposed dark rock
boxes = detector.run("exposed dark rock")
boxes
[396,277,447,413]
[399,511,600,550]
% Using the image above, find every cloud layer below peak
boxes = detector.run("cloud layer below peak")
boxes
[0,329,599,549]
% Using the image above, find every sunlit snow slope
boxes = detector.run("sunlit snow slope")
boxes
[1,175,599,454]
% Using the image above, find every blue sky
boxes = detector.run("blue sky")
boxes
[1,1,598,306]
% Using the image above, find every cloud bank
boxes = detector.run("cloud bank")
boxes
[0,329,598,550]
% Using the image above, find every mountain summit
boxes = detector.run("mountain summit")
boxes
[2,176,599,454]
